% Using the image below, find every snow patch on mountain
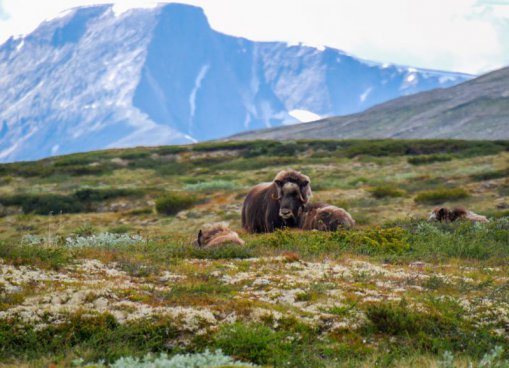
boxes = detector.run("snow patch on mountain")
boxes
[289,109,321,123]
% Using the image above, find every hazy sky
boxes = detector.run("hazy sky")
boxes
[1,0,508,74]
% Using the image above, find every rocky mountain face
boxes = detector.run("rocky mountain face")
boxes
[0,3,472,162]
[231,66,509,141]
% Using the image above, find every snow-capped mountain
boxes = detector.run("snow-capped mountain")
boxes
[0,3,473,162]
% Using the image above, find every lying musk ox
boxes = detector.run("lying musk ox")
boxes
[300,203,355,231]
[242,169,312,233]
[428,207,489,223]
[193,223,245,248]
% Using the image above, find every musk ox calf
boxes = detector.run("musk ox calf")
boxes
[428,207,489,223]
[300,203,355,231]
[193,223,245,248]
[242,169,312,233]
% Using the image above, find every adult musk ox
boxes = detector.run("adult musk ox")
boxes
[242,169,312,233]
[300,203,355,231]
[428,207,489,223]
[193,223,245,248]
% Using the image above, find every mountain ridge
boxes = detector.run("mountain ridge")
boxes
[0,3,473,162]
[230,65,509,141]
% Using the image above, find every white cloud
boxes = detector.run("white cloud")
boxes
[0,0,508,74]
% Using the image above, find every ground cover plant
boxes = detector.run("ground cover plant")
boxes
[0,139,508,367]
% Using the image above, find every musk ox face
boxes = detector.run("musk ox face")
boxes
[428,207,449,222]
[273,171,311,223]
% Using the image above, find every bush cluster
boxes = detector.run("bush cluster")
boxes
[368,185,405,199]
[414,188,470,204]
[155,192,198,215]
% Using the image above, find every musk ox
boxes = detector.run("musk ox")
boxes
[193,223,245,248]
[428,207,489,223]
[299,203,355,231]
[241,169,312,233]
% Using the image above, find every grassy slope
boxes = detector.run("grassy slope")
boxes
[0,139,508,367]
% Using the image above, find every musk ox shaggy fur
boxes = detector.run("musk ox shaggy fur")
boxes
[193,223,245,248]
[241,169,312,233]
[428,207,489,223]
[299,203,355,231]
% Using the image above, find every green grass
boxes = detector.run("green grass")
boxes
[0,139,508,367]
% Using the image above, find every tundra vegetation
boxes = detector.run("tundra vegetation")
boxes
[0,139,508,367]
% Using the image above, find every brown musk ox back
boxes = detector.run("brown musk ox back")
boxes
[241,169,312,233]
[428,207,489,223]
[193,223,245,248]
[300,203,355,231]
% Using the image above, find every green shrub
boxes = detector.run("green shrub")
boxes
[76,350,257,367]
[470,168,509,181]
[21,194,84,214]
[74,188,141,203]
[409,220,509,260]
[0,242,71,270]
[65,233,144,249]
[408,154,453,165]
[189,244,254,259]
[0,313,179,362]
[364,301,502,357]
[214,322,290,365]
[368,185,405,199]
[414,188,470,205]
[251,227,410,257]
[155,192,197,215]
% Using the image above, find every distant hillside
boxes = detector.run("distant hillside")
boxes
[231,66,509,140]
[0,3,471,162]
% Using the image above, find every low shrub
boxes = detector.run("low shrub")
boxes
[0,313,179,362]
[21,194,84,215]
[0,241,71,270]
[155,192,197,215]
[65,233,144,249]
[470,167,509,181]
[183,180,240,192]
[364,301,503,357]
[74,188,141,203]
[77,350,257,367]
[0,193,84,215]
[189,244,254,259]
[408,154,453,165]
[368,185,405,199]
[251,227,410,256]
[214,322,290,365]
[414,188,470,205]
[409,220,509,260]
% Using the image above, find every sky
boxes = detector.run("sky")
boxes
[0,0,508,75]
